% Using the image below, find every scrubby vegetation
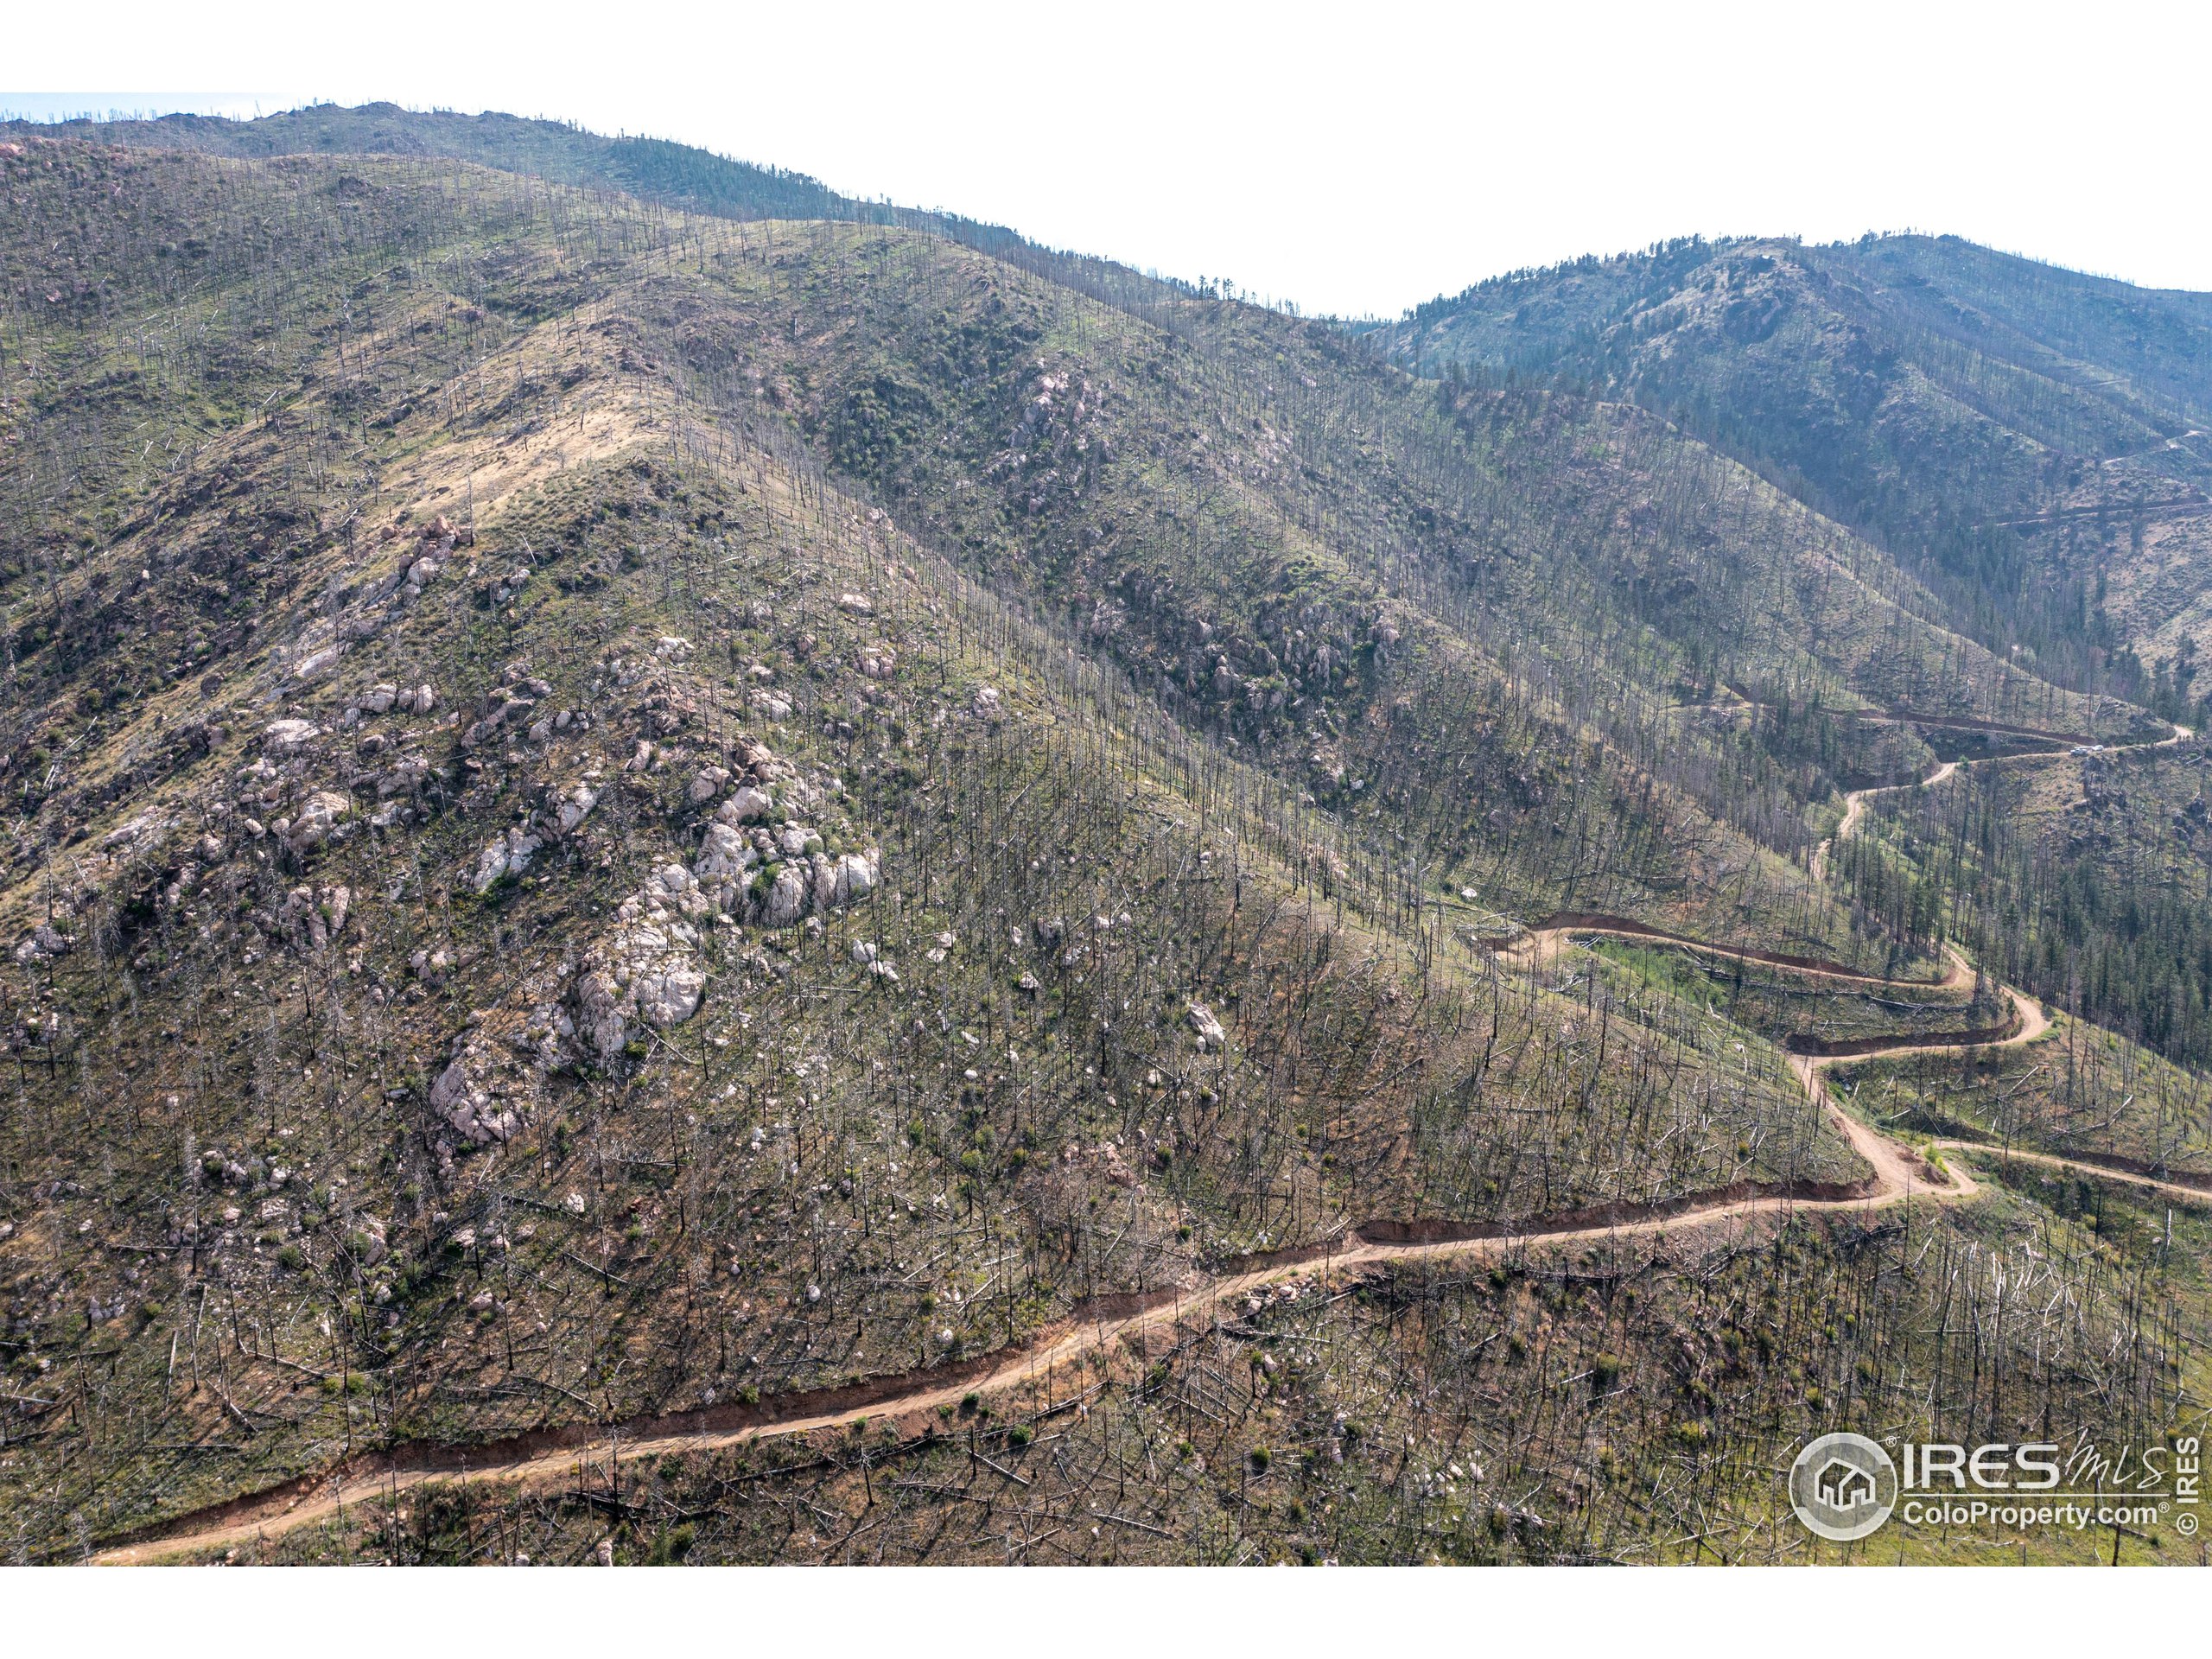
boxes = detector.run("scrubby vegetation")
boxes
[1375,235,2212,709]
[1840,740,2212,1070]
[232,1191,2204,1566]
[0,113,2204,1566]
[1836,1014,2212,1179]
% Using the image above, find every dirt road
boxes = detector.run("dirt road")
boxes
[99,952,2206,1566]
[92,722,2205,1565]
[1810,721,2192,881]
[1811,761,1957,881]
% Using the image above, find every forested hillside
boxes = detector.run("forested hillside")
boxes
[1375,236,2212,709]
[0,118,2203,1567]
[3,102,1197,332]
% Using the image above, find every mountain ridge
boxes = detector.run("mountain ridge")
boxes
[0,113,2203,1567]
[1374,232,2212,704]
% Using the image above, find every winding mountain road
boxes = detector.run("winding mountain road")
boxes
[1809,761,1958,882]
[1810,720,2192,881]
[92,718,2208,1564]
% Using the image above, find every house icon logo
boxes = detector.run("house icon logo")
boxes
[1789,1433,1898,1541]
[1815,1458,1876,1510]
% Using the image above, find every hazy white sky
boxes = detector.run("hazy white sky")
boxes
[10,1,2211,318]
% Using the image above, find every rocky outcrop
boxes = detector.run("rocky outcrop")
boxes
[758,861,810,928]
[828,850,879,906]
[428,1039,520,1146]
[1187,1001,1227,1052]
[572,917,709,1060]
[263,719,321,756]
[277,884,350,952]
[13,923,73,965]
[694,822,758,883]
[287,791,353,855]
[722,785,775,823]
[537,724,884,1065]
[471,827,542,893]
[552,782,599,835]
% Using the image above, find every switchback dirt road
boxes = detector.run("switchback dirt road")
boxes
[92,721,2207,1563]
